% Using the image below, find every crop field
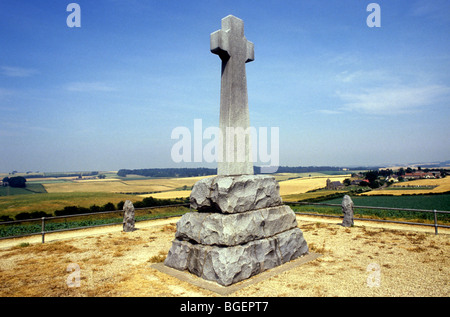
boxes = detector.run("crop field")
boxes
[0,192,138,218]
[292,193,450,224]
[278,175,350,197]
[0,173,352,216]
[133,174,351,200]
[323,194,450,211]
[1,171,448,227]
[139,190,192,199]
[361,177,450,196]
[0,205,189,238]
[281,190,347,202]
[0,183,47,196]
[43,176,206,194]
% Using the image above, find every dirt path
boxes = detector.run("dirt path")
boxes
[0,215,448,297]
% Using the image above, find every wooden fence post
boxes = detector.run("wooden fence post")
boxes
[41,217,45,243]
[434,210,438,235]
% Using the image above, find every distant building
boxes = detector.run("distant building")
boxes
[326,178,344,190]
[403,171,440,180]
[386,175,399,183]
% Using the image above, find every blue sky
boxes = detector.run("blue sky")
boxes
[0,0,449,172]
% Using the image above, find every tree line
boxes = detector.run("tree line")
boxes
[0,196,189,222]
[117,168,217,178]
[117,166,368,178]
[2,176,27,188]
[52,196,189,217]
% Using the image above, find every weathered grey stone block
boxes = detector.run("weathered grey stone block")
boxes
[122,200,135,232]
[175,205,297,246]
[341,195,354,227]
[164,227,308,286]
[190,175,282,213]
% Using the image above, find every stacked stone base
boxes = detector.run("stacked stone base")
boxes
[164,175,308,286]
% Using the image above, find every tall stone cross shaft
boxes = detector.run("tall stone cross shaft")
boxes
[211,15,254,176]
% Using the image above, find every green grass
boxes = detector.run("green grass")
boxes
[322,194,450,211]
[0,192,139,218]
[0,206,189,238]
[0,184,47,196]
[292,193,450,224]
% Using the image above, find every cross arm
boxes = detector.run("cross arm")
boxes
[210,30,230,60]
[246,40,254,63]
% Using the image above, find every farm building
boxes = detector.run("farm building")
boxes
[326,178,344,190]
[404,171,440,180]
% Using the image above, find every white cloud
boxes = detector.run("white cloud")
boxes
[316,109,343,115]
[65,82,116,92]
[335,69,401,86]
[337,85,450,115]
[1,66,38,77]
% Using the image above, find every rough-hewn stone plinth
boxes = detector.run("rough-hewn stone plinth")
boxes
[175,205,297,246]
[164,227,308,286]
[164,175,309,286]
[190,175,282,213]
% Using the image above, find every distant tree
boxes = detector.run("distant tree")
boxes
[343,178,351,186]
[8,176,26,188]
[15,211,52,220]
[142,196,157,207]
[117,201,125,210]
[54,206,89,216]
[89,205,101,213]
[359,180,370,187]
[15,212,31,220]
[102,202,116,211]
[0,215,13,222]
[98,174,106,179]
[365,171,378,183]
[2,177,9,186]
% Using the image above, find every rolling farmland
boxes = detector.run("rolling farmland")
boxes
[1,170,449,220]
[361,176,450,196]
[42,176,206,194]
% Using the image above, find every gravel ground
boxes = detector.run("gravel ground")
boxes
[0,215,448,297]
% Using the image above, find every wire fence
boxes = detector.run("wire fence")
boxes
[1,200,449,244]
[286,201,450,235]
[0,203,190,243]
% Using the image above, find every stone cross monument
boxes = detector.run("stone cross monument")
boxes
[164,15,309,286]
[211,15,254,176]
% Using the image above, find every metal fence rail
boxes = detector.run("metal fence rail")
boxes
[1,201,449,243]
[286,201,450,235]
[0,203,190,243]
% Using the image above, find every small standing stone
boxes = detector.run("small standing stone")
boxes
[123,200,135,232]
[341,195,354,227]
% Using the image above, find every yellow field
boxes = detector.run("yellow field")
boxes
[361,177,450,196]
[136,174,351,200]
[278,175,350,196]
[43,176,207,194]
[139,190,192,199]
[42,174,352,200]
